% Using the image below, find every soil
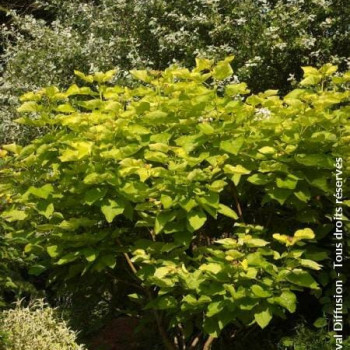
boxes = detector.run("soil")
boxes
[87,317,145,350]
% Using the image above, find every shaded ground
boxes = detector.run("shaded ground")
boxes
[87,317,147,350]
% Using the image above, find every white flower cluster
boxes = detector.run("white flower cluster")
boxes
[301,37,316,49]
[254,108,272,121]
[198,116,214,123]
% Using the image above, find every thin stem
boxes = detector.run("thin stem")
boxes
[150,303,177,350]
[190,334,201,349]
[203,335,215,350]
[116,238,138,274]
[177,323,186,350]
[123,251,138,274]
[116,238,177,350]
[230,182,245,223]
